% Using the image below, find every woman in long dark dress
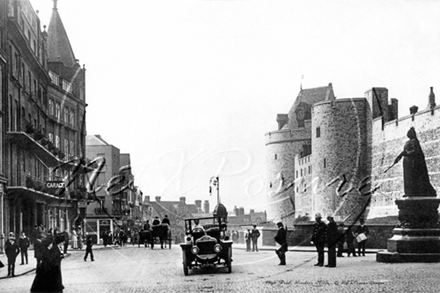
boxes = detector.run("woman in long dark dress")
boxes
[393,127,436,196]
[31,235,64,293]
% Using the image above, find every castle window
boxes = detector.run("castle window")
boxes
[316,127,321,138]
[308,166,311,174]
[300,169,303,177]
[324,158,327,168]
[296,170,298,178]
[274,154,277,160]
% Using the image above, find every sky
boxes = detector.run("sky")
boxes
[29,0,440,217]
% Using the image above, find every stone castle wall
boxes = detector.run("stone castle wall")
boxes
[265,123,311,225]
[294,154,313,217]
[368,105,440,218]
[311,98,372,222]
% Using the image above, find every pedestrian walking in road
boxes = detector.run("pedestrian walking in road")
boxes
[19,231,30,265]
[251,225,260,252]
[63,230,69,254]
[274,222,288,265]
[311,213,327,267]
[84,235,94,262]
[326,215,338,268]
[355,218,369,256]
[30,234,65,293]
[346,226,357,257]
[245,229,251,252]
[5,232,20,277]
[337,223,346,257]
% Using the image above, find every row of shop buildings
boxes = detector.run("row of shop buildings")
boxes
[0,0,146,251]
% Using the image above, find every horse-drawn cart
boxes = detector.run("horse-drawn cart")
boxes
[138,225,171,249]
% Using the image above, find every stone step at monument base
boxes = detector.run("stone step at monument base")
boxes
[377,251,440,263]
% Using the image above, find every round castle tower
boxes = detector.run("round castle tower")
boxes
[265,126,311,226]
[311,98,372,222]
[265,84,334,225]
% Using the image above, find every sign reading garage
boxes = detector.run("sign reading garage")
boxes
[45,181,65,189]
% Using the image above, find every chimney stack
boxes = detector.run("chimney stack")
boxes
[410,105,419,115]
[204,200,210,214]
[179,197,186,204]
[145,195,150,202]
[195,200,202,209]
[155,196,161,202]
[276,114,289,130]
[428,87,436,109]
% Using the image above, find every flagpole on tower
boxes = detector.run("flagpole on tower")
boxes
[216,176,220,205]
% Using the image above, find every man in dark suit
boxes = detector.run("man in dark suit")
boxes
[326,215,338,267]
[311,213,327,267]
[251,225,260,252]
[5,233,20,277]
[274,222,287,265]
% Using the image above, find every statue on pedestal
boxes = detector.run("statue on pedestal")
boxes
[388,127,436,197]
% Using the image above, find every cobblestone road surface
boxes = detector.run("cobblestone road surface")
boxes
[2,245,440,292]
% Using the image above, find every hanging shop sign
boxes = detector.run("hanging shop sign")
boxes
[45,181,65,189]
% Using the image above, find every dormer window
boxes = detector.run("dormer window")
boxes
[296,107,305,127]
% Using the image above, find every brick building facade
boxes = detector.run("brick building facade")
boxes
[1,0,87,252]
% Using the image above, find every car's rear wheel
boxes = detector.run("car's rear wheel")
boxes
[183,252,189,276]
[226,247,232,273]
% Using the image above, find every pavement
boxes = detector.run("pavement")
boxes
[0,244,120,280]
[0,242,381,279]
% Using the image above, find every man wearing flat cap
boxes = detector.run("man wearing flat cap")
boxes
[311,213,327,267]
[274,222,287,265]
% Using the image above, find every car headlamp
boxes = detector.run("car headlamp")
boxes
[191,246,199,254]
[214,244,222,253]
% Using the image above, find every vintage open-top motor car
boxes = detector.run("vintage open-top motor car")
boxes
[180,208,233,275]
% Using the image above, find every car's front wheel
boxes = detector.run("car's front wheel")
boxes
[183,252,189,276]
[226,247,232,273]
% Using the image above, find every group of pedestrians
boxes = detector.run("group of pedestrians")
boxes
[245,225,261,252]
[312,213,369,268]
[2,231,32,277]
[272,213,369,267]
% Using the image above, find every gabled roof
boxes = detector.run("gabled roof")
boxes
[283,83,335,130]
[150,201,179,218]
[186,204,199,214]
[47,3,76,67]
[86,135,110,146]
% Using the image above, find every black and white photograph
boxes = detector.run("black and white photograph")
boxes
[1,0,440,292]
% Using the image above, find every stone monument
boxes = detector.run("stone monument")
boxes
[377,127,440,262]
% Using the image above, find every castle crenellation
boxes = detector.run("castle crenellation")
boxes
[266,84,439,225]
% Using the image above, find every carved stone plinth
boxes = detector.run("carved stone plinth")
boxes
[377,197,440,263]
